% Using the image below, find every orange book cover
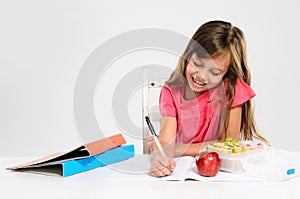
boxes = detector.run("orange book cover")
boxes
[8,133,126,170]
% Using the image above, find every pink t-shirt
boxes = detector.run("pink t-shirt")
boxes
[159,77,255,144]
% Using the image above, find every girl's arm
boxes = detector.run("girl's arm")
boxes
[219,105,242,141]
[158,116,177,157]
[173,141,217,157]
[158,117,217,157]
[148,116,177,177]
[173,105,243,157]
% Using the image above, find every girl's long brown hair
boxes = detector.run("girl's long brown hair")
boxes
[166,20,269,145]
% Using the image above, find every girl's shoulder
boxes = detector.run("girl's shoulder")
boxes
[162,84,184,94]
[222,77,254,92]
[234,77,255,97]
[223,77,256,107]
[235,77,254,91]
[161,84,185,103]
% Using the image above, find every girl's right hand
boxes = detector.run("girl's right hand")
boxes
[149,155,176,177]
[147,135,176,177]
[147,136,176,177]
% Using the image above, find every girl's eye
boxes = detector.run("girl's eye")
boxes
[212,70,221,76]
[193,60,202,67]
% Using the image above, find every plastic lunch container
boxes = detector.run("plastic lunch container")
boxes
[204,140,265,173]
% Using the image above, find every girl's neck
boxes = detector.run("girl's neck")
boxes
[184,84,203,100]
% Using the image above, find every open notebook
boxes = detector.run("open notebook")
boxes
[105,155,260,181]
[154,156,262,181]
[106,148,300,181]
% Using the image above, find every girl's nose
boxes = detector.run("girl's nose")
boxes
[196,70,208,83]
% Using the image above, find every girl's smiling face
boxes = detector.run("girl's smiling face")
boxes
[185,53,230,98]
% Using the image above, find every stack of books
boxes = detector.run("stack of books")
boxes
[6,133,134,177]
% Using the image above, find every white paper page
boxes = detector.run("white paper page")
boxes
[106,155,194,181]
[106,155,262,181]
[159,156,195,181]
[185,162,262,182]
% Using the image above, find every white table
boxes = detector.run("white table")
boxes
[1,157,300,199]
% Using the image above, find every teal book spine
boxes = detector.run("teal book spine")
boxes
[62,144,134,177]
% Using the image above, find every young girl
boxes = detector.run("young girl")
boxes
[148,20,269,177]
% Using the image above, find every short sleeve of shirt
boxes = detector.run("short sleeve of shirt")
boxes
[159,85,177,117]
[231,78,256,107]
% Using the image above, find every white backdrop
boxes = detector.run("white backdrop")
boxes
[1,0,300,156]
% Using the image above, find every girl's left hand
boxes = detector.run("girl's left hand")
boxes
[147,136,156,154]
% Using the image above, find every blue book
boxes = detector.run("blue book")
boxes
[7,145,135,177]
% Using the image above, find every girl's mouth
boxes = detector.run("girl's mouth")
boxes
[192,77,207,87]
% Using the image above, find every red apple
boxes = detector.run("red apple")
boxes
[196,152,221,177]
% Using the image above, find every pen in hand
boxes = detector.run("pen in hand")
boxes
[145,116,167,157]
